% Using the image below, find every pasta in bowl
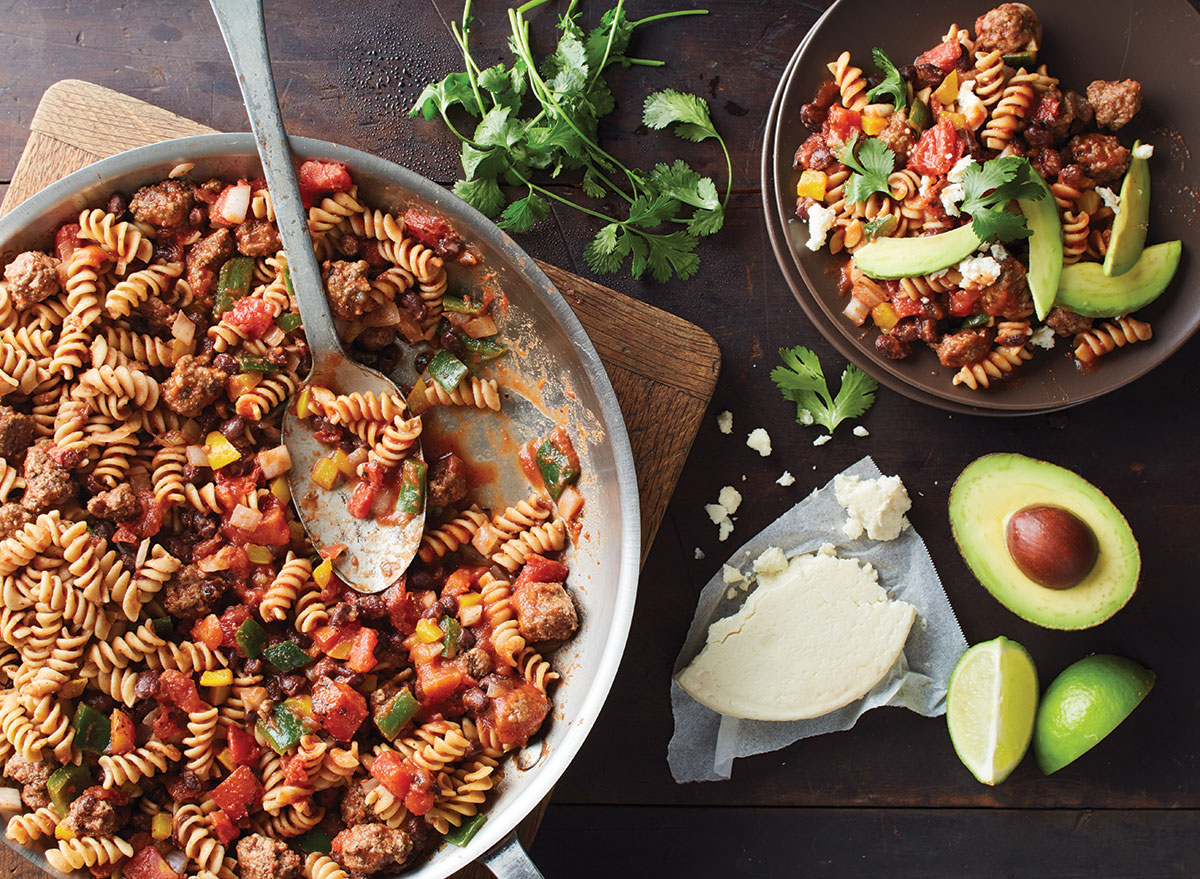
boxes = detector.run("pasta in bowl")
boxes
[0,135,639,879]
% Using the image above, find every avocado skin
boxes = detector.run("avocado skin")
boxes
[1103,140,1151,278]
[1019,174,1063,321]
[1055,240,1181,318]
[949,453,1140,631]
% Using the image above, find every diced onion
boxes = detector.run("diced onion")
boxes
[347,447,369,470]
[229,504,263,531]
[219,182,251,224]
[164,848,189,874]
[186,444,210,467]
[0,787,21,813]
[262,325,286,346]
[257,444,293,479]
[556,484,584,521]
[843,296,872,326]
[460,314,498,339]
[197,547,237,572]
[362,301,400,328]
[172,311,196,346]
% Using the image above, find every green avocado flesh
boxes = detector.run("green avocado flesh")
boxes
[1055,240,1181,318]
[1019,174,1063,321]
[854,223,982,279]
[1104,140,1151,277]
[949,454,1140,630]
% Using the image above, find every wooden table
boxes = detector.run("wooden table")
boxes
[2,2,1199,876]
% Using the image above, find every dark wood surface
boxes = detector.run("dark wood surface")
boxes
[1,1,1199,876]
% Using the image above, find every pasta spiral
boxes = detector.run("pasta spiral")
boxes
[1073,316,1153,364]
[826,51,869,111]
[981,69,1037,151]
[418,506,488,563]
[174,802,226,873]
[78,208,153,270]
[103,262,182,319]
[259,552,313,622]
[46,835,134,872]
[425,376,501,411]
[5,805,60,845]
[99,739,181,787]
[491,519,568,572]
[951,345,1033,390]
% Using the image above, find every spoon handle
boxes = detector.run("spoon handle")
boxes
[208,0,343,361]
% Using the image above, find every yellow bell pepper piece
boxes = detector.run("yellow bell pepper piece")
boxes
[861,115,888,136]
[245,544,273,565]
[457,592,483,608]
[416,618,443,643]
[872,302,901,331]
[313,557,333,589]
[215,748,235,773]
[296,386,311,419]
[332,449,356,479]
[270,476,291,504]
[151,811,173,840]
[205,432,241,470]
[795,169,828,201]
[327,639,353,660]
[284,695,314,718]
[947,111,967,130]
[311,456,340,491]
[200,669,234,688]
[933,70,959,106]
[288,520,306,541]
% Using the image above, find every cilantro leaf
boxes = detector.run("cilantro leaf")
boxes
[627,194,680,229]
[497,191,549,233]
[839,133,895,204]
[959,156,1046,242]
[409,72,479,120]
[643,89,720,142]
[544,28,589,97]
[452,178,506,218]
[771,345,878,434]
[688,207,725,237]
[972,206,1034,243]
[864,48,906,112]
[581,167,607,199]
[584,223,627,274]
[643,231,700,283]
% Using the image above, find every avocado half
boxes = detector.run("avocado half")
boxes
[949,454,1140,630]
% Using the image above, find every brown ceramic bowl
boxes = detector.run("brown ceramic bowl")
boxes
[764,0,1200,415]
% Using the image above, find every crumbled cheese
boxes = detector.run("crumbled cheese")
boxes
[990,243,1009,262]
[706,486,742,542]
[918,175,934,197]
[1028,325,1056,349]
[1096,186,1121,214]
[718,521,734,541]
[746,428,772,457]
[940,182,965,218]
[947,156,976,184]
[853,426,870,438]
[958,255,1002,287]
[776,471,795,487]
[718,486,742,515]
[928,266,950,280]
[753,546,789,576]
[722,565,744,584]
[716,410,733,435]
[805,204,837,252]
[694,548,706,560]
[676,549,917,720]
[955,83,987,130]
[799,409,814,426]
[1132,143,1154,160]
[834,474,912,541]
[726,587,737,600]
[813,434,832,447]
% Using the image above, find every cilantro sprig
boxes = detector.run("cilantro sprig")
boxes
[864,48,906,112]
[771,345,878,435]
[410,0,729,284]
[958,156,1046,243]
[838,133,896,204]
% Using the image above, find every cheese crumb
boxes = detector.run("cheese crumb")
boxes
[706,486,743,542]
[834,474,912,541]
[718,521,733,542]
[939,182,965,218]
[799,409,814,426]
[1028,325,1056,349]
[694,548,705,560]
[956,83,987,129]
[722,564,744,584]
[853,426,870,437]
[716,410,733,435]
[753,546,789,576]
[776,471,795,487]
[813,434,832,447]
[958,255,1001,287]
[1096,185,1121,214]
[947,156,976,183]
[726,587,737,600]
[990,243,1009,262]
[1132,143,1154,160]
[718,486,742,515]
[805,204,837,252]
[746,428,772,457]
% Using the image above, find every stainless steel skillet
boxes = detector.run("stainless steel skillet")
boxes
[0,134,640,878]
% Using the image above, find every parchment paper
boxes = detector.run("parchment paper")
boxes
[667,456,968,783]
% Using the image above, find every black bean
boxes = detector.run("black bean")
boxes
[458,628,476,651]
[279,674,306,696]
[413,352,432,374]
[107,193,129,219]
[135,670,160,700]
[462,688,490,713]
[220,416,245,440]
[436,595,457,616]
[439,328,466,357]
[213,353,238,375]
[264,676,283,700]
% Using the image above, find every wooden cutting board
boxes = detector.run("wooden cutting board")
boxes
[0,79,718,877]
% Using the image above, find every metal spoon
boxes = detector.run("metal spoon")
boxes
[208,0,424,593]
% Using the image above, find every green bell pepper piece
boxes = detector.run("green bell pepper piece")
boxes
[961,313,990,329]
[283,266,295,301]
[396,459,427,515]
[151,617,174,638]
[863,214,898,241]
[443,813,486,847]
[213,256,254,316]
[426,350,469,393]
[295,827,334,855]
[71,703,110,754]
[442,294,486,315]
[535,437,580,501]
[908,96,932,133]
[440,617,461,659]
[457,333,508,366]
[237,355,282,374]
[257,703,305,755]
[375,689,419,740]
[264,639,315,673]
[47,764,92,815]
[275,312,303,332]
[235,618,267,659]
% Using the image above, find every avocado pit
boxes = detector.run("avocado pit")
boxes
[1005,505,1099,589]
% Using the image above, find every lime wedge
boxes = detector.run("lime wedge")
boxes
[946,636,1039,785]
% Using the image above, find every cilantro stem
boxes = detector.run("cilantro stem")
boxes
[623,58,667,67]
[629,9,710,27]
[586,0,625,90]
[509,168,616,224]
[452,0,486,117]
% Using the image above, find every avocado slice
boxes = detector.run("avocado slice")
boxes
[1019,174,1063,321]
[1103,140,1151,277]
[854,223,982,280]
[1055,240,1181,317]
[949,454,1139,630]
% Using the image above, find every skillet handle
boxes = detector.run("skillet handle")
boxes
[480,833,545,879]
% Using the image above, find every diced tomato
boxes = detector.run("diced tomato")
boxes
[283,754,310,787]
[311,680,369,742]
[949,289,983,317]
[224,296,276,339]
[908,117,965,177]
[227,724,260,767]
[402,209,460,256]
[193,182,220,205]
[211,765,263,821]
[192,615,224,651]
[219,605,252,650]
[415,661,464,707]
[123,847,180,879]
[889,294,926,320]
[312,624,355,653]
[514,555,569,589]
[158,670,205,714]
[915,39,962,73]
[824,104,863,149]
[150,708,180,743]
[386,586,422,635]
[215,467,263,512]
[346,627,378,673]
[319,543,347,561]
[223,496,290,547]
[209,183,248,228]
[208,809,240,846]
[298,160,353,207]
[517,441,543,490]
[114,491,166,544]
[362,460,388,487]
[347,481,375,520]
[108,710,136,756]
[55,223,83,262]
[370,750,414,799]
[404,783,437,816]
[486,680,549,748]
[1032,91,1061,126]
[442,567,485,597]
